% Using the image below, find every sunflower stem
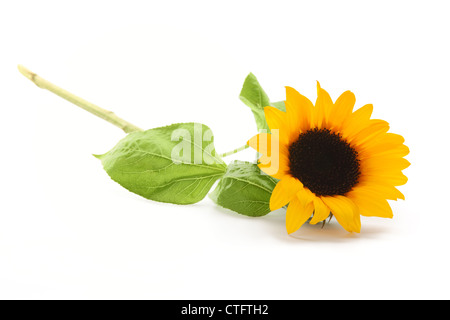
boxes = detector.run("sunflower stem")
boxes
[18,65,143,134]
[218,144,250,158]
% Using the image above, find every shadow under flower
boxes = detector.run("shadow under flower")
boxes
[209,201,389,242]
[258,208,389,242]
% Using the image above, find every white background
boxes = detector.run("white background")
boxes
[1,0,449,300]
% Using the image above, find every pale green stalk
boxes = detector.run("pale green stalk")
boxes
[218,144,249,158]
[18,65,251,158]
[18,65,143,134]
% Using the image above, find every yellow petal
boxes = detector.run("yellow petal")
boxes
[347,189,394,218]
[314,81,333,129]
[321,195,361,233]
[349,119,390,146]
[341,104,373,140]
[359,143,410,160]
[258,148,290,180]
[310,196,331,225]
[350,103,373,121]
[285,86,314,141]
[270,176,303,211]
[254,129,283,177]
[247,133,272,155]
[264,106,290,145]
[358,133,409,160]
[354,183,405,201]
[360,132,405,148]
[361,157,411,172]
[360,171,408,186]
[286,196,314,234]
[328,90,356,131]
[264,106,285,130]
[297,186,315,207]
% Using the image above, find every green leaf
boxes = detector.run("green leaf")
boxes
[239,73,272,131]
[95,123,227,205]
[209,160,278,217]
[239,73,287,131]
[271,100,286,112]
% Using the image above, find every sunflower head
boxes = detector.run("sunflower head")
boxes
[247,83,410,234]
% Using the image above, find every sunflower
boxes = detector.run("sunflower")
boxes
[247,83,410,234]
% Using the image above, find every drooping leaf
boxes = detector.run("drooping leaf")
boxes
[239,73,272,131]
[95,123,227,205]
[209,160,278,217]
[239,73,287,131]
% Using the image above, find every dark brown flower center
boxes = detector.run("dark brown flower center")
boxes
[288,128,361,196]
